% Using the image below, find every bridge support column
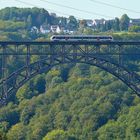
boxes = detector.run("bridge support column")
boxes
[95,45,100,54]
[73,45,77,61]
[50,45,55,65]
[1,45,8,100]
[61,45,65,63]
[118,45,123,66]
[85,45,89,62]
[26,45,31,77]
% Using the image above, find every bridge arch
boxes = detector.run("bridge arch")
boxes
[1,54,140,105]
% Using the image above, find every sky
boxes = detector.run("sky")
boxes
[1,0,140,20]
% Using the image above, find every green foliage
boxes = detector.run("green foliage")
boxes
[16,75,46,101]
[1,57,140,140]
[97,121,125,140]
[129,25,140,32]
[6,123,27,140]
[0,103,19,126]
[0,7,51,27]
[114,17,120,31]
[120,14,130,31]
[0,20,26,31]
[20,106,35,125]
[43,130,76,140]
[0,121,9,132]
[125,105,140,139]
[1,7,140,140]
[67,16,78,30]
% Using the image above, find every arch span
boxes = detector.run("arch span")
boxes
[1,54,140,105]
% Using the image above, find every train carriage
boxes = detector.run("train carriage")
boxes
[50,35,113,41]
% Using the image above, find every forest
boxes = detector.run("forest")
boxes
[0,7,139,37]
[0,7,140,140]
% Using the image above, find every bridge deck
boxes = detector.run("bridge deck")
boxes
[0,41,140,45]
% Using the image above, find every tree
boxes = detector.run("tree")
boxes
[0,7,10,20]
[20,106,35,125]
[113,17,120,31]
[0,103,19,126]
[125,105,140,139]
[6,123,27,140]
[16,75,46,101]
[129,25,140,32]
[79,20,87,29]
[97,121,125,140]
[36,8,50,27]
[120,14,130,31]
[67,16,78,30]
[27,115,53,140]
[43,130,76,140]
[27,15,32,29]
[105,20,113,31]
[59,17,67,27]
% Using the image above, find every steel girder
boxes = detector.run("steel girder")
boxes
[0,41,140,105]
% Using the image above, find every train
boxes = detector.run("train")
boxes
[50,35,113,41]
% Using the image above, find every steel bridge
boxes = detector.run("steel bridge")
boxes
[1,40,140,105]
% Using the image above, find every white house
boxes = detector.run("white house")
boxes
[40,25,50,34]
[86,20,94,27]
[93,19,106,26]
[50,25,61,33]
[31,26,39,33]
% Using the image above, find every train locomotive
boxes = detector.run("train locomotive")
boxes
[50,35,113,41]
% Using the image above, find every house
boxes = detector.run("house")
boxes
[31,26,39,33]
[63,29,71,34]
[86,20,94,27]
[50,25,61,33]
[40,25,50,34]
[93,19,106,26]
[129,19,140,26]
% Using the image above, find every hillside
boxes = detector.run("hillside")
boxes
[1,7,140,140]
[1,63,140,140]
[0,7,140,42]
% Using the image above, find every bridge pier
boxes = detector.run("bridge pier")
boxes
[26,45,31,77]
[1,45,8,101]
[118,45,123,66]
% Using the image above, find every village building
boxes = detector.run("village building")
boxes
[129,19,140,26]
[93,19,106,26]
[50,25,61,33]
[40,25,50,34]
[31,26,39,33]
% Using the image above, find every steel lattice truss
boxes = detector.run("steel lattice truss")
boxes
[0,41,140,105]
